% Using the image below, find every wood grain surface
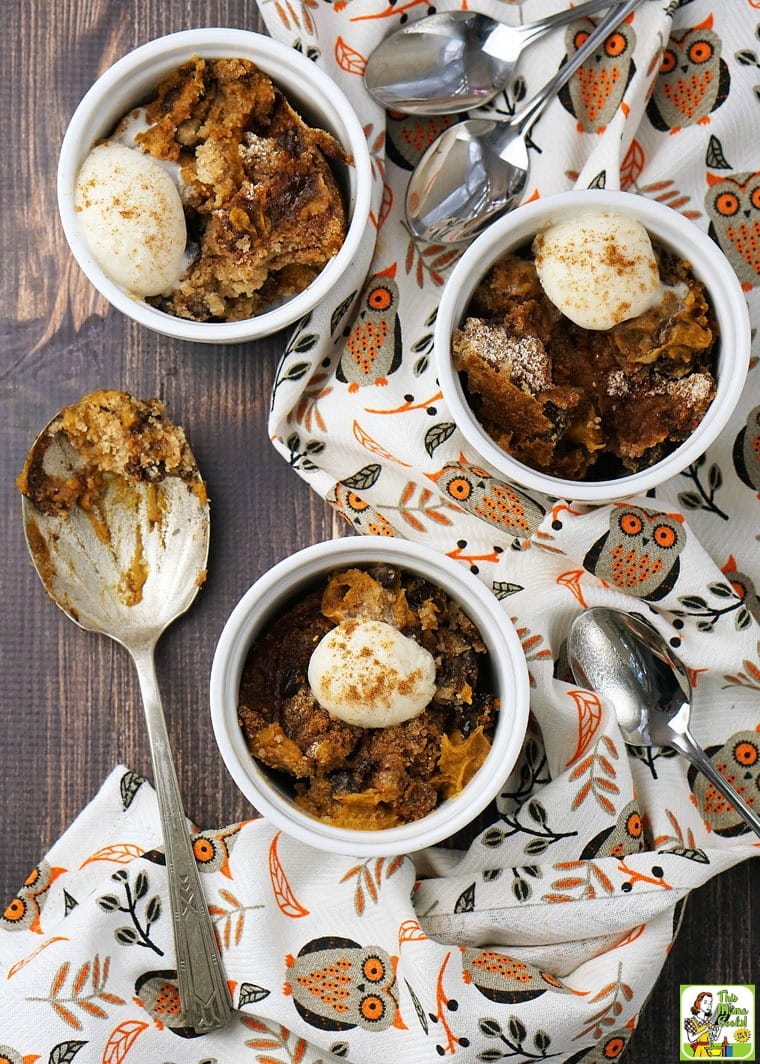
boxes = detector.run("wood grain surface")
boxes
[1,2,756,1059]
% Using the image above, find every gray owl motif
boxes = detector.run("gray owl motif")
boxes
[337,265,402,392]
[427,454,545,539]
[687,729,760,836]
[647,16,730,133]
[142,822,243,878]
[134,969,201,1037]
[328,482,396,536]
[580,800,644,859]
[733,405,760,492]
[706,171,760,290]
[722,560,760,624]
[285,936,404,1032]
[385,113,459,171]
[558,15,636,134]
[563,1028,633,1063]
[461,947,575,1004]
[1,859,64,934]
[583,503,686,601]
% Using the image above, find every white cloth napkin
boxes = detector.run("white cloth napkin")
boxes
[2,1,759,1061]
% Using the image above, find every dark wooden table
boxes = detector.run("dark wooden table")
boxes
[1,2,755,1058]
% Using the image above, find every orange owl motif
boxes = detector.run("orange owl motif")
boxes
[706,171,760,290]
[328,482,397,536]
[558,14,636,134]
[583,503,686,601]
[461,948,576,1003]
[646,16,730,133]
[580,800,645,859]
[385,112,459,171]
[687,728,760,836]
[1,860,65,934]
[337,265,402,393]
[426,455,545,540]
[284,936,405,1032]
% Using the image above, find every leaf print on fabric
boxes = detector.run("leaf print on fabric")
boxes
[79,844,145,869]
[475,1014,554,1061]
[119,771,145,811]
[425,422,456,457]
[370,181,393,231]
[353,420,412,466]
[512,621,553,687]
[283,431,326,472]
[570,735,620,815]
[269,832,310,918]
[677,457,729,520]
[543,860,615,904]
[48,1041,88,1064]
[398,919,428,946]
[209,888,265,949]
[575,963,634,1041]
[242,1015,310,1062]
[334,35,366,75]
[566,689,604,765]
[671,579,749,632]
[6,936,69,979]
[654,809,709,863]
[556,569,589,608]
[101,1020,149,1064]
[27,954,126,1030]
[340,856,404,916]
[404,229,461,288]
[98,870,163,955]
[482,799,578,858]
[292,371,332,432]
[620,138,646,189]
[238,982,271,1007]
[383,481,456,532]
[724,641,760,689]
[635,177,701,218]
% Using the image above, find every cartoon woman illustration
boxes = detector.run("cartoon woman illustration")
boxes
[683,991,722,1056]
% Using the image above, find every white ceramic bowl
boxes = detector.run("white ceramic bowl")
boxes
[57,28,372,343]
[210,537,530,857]
[435,189,751,503]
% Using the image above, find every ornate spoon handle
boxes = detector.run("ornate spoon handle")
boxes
[133,644,232,1032]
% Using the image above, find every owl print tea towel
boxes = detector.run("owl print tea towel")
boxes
[2,1,760,1062]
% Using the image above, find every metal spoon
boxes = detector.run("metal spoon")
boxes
[19,396,232,1032]
[365,0,627,115]
[406,0,642,244]
[567,606,760,839]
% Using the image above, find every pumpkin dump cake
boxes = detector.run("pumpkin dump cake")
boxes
[452,210,718,480]
[74,57,347,321]
[237,565,499,829]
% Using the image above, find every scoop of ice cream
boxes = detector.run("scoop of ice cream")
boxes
[533,210,661,331]
[307,619,437,728]
[74,142,187,297]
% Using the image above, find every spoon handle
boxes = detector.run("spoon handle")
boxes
[509,0,642,135]
[500,0,634,50]
[671,729,760,840]
[132,645,232,1032]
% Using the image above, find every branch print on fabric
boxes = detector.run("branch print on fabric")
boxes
[27,954,126,1030]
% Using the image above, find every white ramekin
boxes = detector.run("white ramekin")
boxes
[435,189,751,503]
[210,537,530,857]
[57,28,372,344]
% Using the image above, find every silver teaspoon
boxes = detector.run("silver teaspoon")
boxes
[406,0,642,244]
[19,392,232,1032]
[365,0,629,115]
[567,606,760,839]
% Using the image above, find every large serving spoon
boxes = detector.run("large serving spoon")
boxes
[567,606,760,839]
[406,0,642,244]
[19,397,232,1032]
[365,0,627,115]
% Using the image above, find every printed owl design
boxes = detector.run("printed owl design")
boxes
[142,822,245,879]
[461,948,576,1004]
[706,171,760,290]
[385,112,459,171]
[646,16,730,133]
[328,482,397,536]
[0,1045,37,1064]
[721,558,760,624]
[558,14,636,134]
[564,1028,633,1063]
[733,405,760,493]
[583,503,686,601]
[687,728,760,836]
[284,936,404,1032]
[426,454,545,539]
[337,265,402,392]
[1,860,65,934]
[134,969,202,1037]
[580,800,645,859]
